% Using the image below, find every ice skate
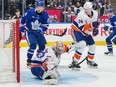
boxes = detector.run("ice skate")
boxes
[69,60,81,71]
[27,59,32,68]
[86,58,98,67]
[104,51,113,56]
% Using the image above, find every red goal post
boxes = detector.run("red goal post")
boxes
[0,19,20,82]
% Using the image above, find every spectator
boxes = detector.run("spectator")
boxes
[55,0,64,9]
[4,13,11,20]
[47,2,55,9]
[12,9,21,19]
[71,0,81,5]
[66,0,74,12]
[74,1,83,15]
[45,0,51,7]
[93,0,102,16]
[52,0,58,8]
[10,1,18,17]
[101,0,111,15]
[26,0,35,10]
[4,9,22,47]
[26,0,35,7]
[50,15,58,22]
[63,7,75,22]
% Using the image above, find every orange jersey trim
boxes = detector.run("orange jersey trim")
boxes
[71,24,82,32]
[30,63,42,68]
[71,24,88,37]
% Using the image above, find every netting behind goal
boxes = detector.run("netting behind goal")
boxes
[0,20,20,82]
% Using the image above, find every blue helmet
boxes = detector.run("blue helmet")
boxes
[36,0,44,7]
[108,8,114,13]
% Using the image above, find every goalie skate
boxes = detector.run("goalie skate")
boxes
[43,76,58,85]
[26,59,32,69]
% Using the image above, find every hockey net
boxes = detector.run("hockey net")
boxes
[0,20,20,82]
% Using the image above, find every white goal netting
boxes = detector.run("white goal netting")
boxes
[0,20,20,82]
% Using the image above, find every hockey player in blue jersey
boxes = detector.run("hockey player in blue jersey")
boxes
[20,0,49,66]
[104,8,116,55]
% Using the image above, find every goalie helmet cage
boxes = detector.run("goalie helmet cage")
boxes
[0,20,20,83]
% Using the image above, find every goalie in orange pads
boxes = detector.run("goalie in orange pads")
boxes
[69,2,100,70]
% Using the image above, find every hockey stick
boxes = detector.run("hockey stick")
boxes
[25,28,67,37]
[77,57,87,65]
[58,57,87,69]
[68,57,87,68]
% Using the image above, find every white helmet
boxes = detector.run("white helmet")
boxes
[52,41,64,54]
[83,2,92,9]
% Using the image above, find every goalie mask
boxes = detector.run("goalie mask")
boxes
[52,41,64,54]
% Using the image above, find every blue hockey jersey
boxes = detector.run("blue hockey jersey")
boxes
[109,15,116,32]
[20,8,49,32]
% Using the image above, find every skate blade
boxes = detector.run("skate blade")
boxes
[71,68,80,71]
[87,65,98,69]
[43,79,58,85]
[104,54,113,56]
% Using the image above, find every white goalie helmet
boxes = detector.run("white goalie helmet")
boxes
[52,41,64,54]
[83,2,92,9]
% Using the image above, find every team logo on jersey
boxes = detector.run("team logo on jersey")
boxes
[31,20,41,30]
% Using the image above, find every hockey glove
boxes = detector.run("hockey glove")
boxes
[37,28,43,33]
[104,26,109,31]
[92,21,100,28]
[92,29,99,36]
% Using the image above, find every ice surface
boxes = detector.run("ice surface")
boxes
[0,46,116,87]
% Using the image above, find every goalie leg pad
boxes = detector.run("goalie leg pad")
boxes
[43,70,59,85]
[31,66,45,80]
[43,78,58,85]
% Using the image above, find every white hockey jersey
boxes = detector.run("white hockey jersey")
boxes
[71,9,98,36]
[30,47,62,70]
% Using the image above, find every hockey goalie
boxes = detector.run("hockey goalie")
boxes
[28,41,80,85]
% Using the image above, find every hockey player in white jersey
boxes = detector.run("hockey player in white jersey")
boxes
[29,41,79,85]
[69,2,99,70]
